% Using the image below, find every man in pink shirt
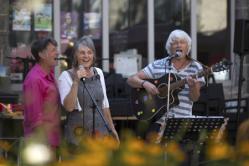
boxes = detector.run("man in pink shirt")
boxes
[23,37,61,148]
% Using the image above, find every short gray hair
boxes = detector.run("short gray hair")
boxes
[165,29,192,55]
[72,36,96,68]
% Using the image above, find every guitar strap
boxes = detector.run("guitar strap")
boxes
[188,56,210,85]
[187,55,209,68]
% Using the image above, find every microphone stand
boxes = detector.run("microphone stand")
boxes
[166,56,174,119]
[161,56,174,160]
[92,105,96,136]
[81,78,114,137]
[157,55,174,144]
[236,53,245,130]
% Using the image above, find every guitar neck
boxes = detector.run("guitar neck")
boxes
[171,79,187,90]
[170,68,211,90]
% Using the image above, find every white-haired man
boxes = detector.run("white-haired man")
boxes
[127,29,205,141]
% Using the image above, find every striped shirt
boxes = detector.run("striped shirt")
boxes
[143,57,205,123]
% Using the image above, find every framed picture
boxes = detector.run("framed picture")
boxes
[83,12,101,39]
[34,4,52,31]
[12,3,31,31]
[61,11,78,39]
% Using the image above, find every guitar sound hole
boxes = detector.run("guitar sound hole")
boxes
[158,83,168,99]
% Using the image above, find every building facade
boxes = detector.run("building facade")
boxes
[0,0,248,100]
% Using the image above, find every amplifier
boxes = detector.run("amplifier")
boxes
[109,98,134,117]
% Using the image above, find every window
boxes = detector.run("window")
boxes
[197,0,230,81]
[155,0,191,59]
[109,0,148,68]
[60,0,102,69]
[8,0,53,81]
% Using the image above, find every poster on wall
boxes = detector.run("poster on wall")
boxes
[34,4,52,31]
[12,4,31,31]
[83,12,101,39]
[61,11,78,40]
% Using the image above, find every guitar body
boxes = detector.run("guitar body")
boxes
[130,59,231,121]
[131,73,184,121]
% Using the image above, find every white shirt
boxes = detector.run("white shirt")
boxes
[58,67,109,111]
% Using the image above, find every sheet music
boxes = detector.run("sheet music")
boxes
[163,116,228,143]
[168,115,225,119]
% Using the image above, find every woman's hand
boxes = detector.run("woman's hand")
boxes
[76,68,86,81]
[76,66,92,81]
[111,129,120,145]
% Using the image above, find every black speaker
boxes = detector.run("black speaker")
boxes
[234,19,249,54]
[193,83,225,116]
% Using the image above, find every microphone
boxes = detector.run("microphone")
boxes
[169,50,182,59]
[174,50,182,57]
[79,65,86,81]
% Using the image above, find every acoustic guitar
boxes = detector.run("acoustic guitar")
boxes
[131,60,231,121]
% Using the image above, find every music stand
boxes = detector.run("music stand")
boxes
[162,116,227,166]
[162,116,226,144]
